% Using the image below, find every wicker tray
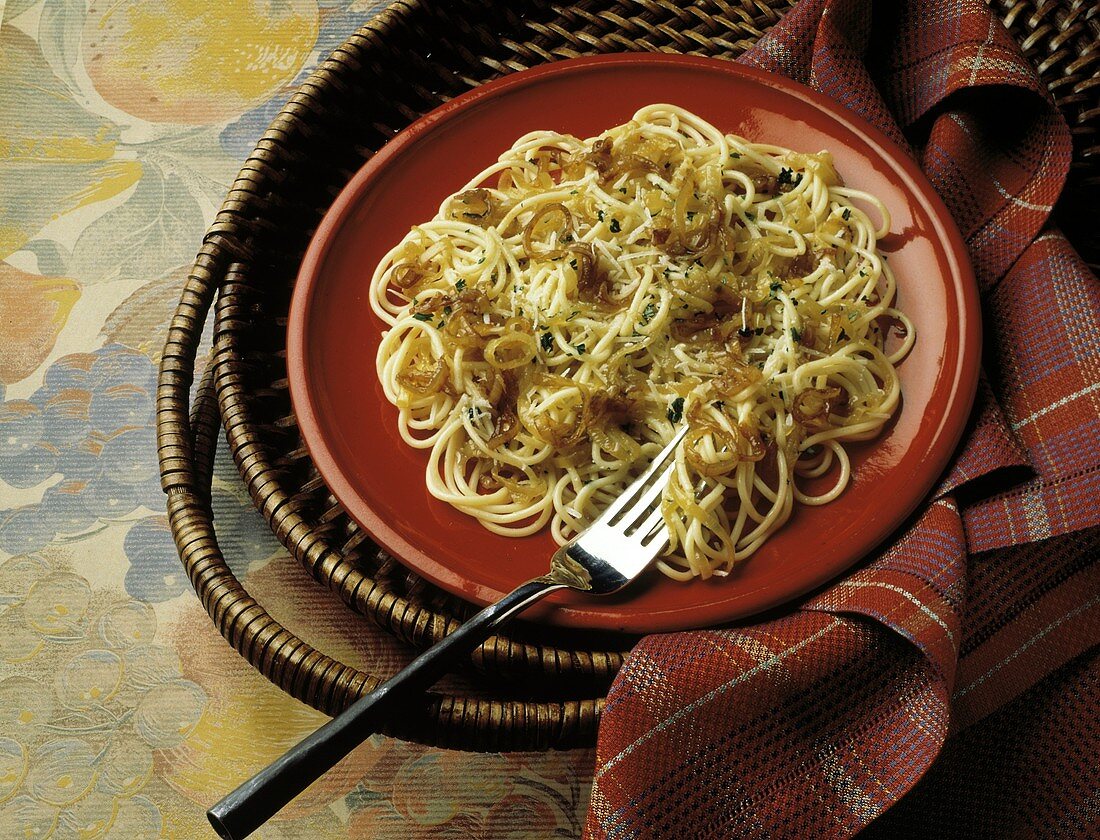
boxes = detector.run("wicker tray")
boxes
[158,0,1100,752]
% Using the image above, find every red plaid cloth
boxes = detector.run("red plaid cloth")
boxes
[584,1,1100,837]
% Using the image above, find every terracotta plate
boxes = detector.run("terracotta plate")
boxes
[288,55,980,632]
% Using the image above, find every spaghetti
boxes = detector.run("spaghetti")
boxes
[369,104,914,581]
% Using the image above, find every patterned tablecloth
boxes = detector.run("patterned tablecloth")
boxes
[0,2,592,837]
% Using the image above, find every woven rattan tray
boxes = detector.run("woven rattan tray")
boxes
[158,0,1100,751]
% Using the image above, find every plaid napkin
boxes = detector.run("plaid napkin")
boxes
[584,1,1100,837]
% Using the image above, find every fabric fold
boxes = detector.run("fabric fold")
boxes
[585,1,1097,837]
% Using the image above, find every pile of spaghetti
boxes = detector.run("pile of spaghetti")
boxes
[369,104,914,581]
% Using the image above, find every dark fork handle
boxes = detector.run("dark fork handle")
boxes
[206,577,565,840]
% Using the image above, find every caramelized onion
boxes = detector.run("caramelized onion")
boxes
[503,316,534,335]
[622,153,659,174]
[443,310,487,349]
[782,251,816,279]
[489,462,545,500]
[669,312,725,344]
[487,411,519,448]
[432,288,499,350]
[792,386,842,430]
[711,362,761,400]
[589,426,642,461]
[411,293,455,315]
[396,358,447,396]
[469,366,504,403]
[450,189,493,222]
[484,331,536,370]
[736,423,767,462]
[589,392,633,426]
[521,374,591,447]
[487,372,520,449]
[751,172,777,194]
[531,147,568,183]
[619,133,678,174]
[682,196,721,253]
[684,426,740,477]
[566,242,612,303]
[584,137,615,179]
[391,262,423,290]
[655,189,720,256]
[522,203,574,260]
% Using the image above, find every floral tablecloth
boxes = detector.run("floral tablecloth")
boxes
[0,2,592,837]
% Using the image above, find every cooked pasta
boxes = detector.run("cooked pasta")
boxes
[369,104,914,581]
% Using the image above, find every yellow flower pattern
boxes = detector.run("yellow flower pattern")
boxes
[0,1,595,837]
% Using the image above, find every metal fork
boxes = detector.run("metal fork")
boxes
[207,425,689,840]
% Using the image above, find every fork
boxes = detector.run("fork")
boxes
[207,425,689,840]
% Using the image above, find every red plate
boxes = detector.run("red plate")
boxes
[288,54,980,633]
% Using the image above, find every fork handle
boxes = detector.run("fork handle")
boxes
[206,577,567,840]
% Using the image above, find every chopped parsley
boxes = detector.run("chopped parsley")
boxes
[597,209,605,222]
[641,303,658,325]
[667,397,685,424]
[790,327,802,343]
[572,343,586,355]
[412,313,433,322]
[842,207,851,221]
[442,305,453,316]
[609,218,622,233]
[777,167,803,192]
[455,278,466,291]
[540,332,553,351]
[729,151,741,159]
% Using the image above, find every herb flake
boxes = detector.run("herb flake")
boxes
[777,167,803,192]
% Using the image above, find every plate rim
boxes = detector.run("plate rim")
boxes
[287,53,981,632]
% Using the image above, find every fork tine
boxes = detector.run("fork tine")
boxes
[596,426,687,526]
[632,503,668,545]
[622,459,677,531]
